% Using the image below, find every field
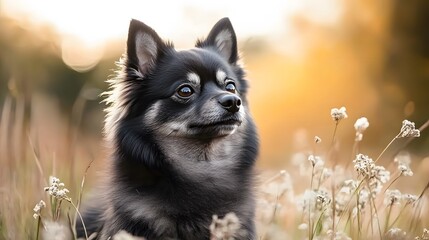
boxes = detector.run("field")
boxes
[1,1,429,239]
[1,94,428,239]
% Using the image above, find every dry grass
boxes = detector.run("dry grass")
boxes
[1,94,428,240]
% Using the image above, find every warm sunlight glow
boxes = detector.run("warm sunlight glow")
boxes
[1,0,343,71]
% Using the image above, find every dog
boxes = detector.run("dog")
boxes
[77,17,259,240]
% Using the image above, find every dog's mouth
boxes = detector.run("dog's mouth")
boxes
[188,118,242,129]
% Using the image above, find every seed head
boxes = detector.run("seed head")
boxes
[314,136,322,144]
[384,189,402,206]
[399,120,420,138]
[44,176,70,202]
[403,194,418,205]
[394,152,414,176]
[331,107,348,122]
[33,200,46,219]
[210,212,241,240]
[354,117,369,141]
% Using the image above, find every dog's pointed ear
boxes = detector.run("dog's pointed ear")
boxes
[127,19,166,76]
[197,17,238,64]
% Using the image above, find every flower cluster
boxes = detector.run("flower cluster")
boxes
[33,200,46,219]
[399,120,420,138]
[44,176,70,201]
[353,154,390,194]
[331,107,348,122]
[353,154,375,178]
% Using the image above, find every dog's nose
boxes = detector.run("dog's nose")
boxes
[218,94,241,113]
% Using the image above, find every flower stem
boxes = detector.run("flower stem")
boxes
[384,205,393,234]
[36,216,41,240]
[70,200,88,240]
[374,133,400,164]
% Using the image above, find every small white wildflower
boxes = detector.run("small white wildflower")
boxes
[320,167,333,182]
[398,165,414,176]
[327,230,352,240]
[308,155,323,167]
[298,223,308,230]
[385,189,402,206]
[354,117,369,133]
[395,152,413,176]
[296,190,317,214]
[416,228,429,240]
[44,176,70,201]
[358,188,370,210]
[210,213,241,240]
[399,120,420,138]
[354,117,369,141]
[353,154,375,178]
[372,165,391,184]
[314,136,322,143]
[42,221,72,240]
[315,189,331,210]
[403,194,418,205]
[385,227,407,239]
[33,200,46,219]
[331,107,348,121]
[336,180,358,215]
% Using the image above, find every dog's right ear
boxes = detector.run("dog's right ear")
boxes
[127,19,166,76]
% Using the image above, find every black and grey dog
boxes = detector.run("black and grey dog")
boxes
[77,18,259,240]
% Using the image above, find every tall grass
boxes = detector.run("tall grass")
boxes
[256,107,429,240]
[1,92,428,239]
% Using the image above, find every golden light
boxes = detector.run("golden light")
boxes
[1,0,343,72]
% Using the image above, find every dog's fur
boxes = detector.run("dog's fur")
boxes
[77,18,259,240]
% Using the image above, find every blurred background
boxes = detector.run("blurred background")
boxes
[1,0,429,175]
[1,0,429,238]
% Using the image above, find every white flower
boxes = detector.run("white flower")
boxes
[314,136,322,143]
[402,193,418,205]
[327,230,352,240]
[372,165,391,184]
[33,200,46,219]
[354,117,369,133]
[44,176,70,201]
[385,189,402,206]
[210,212,241,240]
[308,155,323,167]
[399,120,420,138]
[385,228,406,239]
[358,188,370,209]
[298,223,308,230]
[354,117,369,141]
[353,154,374,178]
[394,152,413,176]
[315,189,331,210]
[331,107,348,121]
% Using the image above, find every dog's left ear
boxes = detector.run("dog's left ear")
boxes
[197,17,238,64]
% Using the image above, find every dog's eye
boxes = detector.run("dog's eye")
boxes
[225,82,236,93]
[177,85,194,98]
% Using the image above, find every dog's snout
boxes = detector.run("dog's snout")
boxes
[218,94,241,113]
